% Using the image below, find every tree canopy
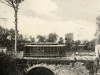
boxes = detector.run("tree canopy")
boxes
[65,33,74,51]
[58,37,64,44]
[37,35,46,42]
[46,33,58,42]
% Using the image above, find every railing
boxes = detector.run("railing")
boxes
[6,51,23,58]
[23,52,65,57]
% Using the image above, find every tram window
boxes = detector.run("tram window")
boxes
[31,47,33,50]
[32,47,34,52]
[52,49,54,52]
[35,47,37,50]
[51,47,53,50]
[46,49,48,52]
[44,49,46,52]
[45,47,47,50]
[34,47,36,50]
[25,47,29,50]
[40,47,43,50]
[48,49,50,52]
[33,47,35,50]
[25,47,30,53]
[38,47,40,50]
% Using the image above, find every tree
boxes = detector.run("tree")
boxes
[0,0,25,52]
[0,26,10,47]
[95,16,100,44]
[30,36,35,42]
[9,28,15,40]
[18,34,23,41]
[82,40,89,50]
[0,52,21,75]
[17,34,24,51]
[46,33,58,42]
[74,40,81,50]
[58,37,64,44]
[65,33,74,51]
[37,35,46,42]
[89,39,96,51]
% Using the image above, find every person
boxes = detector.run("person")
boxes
[95,45,100,57]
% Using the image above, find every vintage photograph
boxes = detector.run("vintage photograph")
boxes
[0,0,100,75]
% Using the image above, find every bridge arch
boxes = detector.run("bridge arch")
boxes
[25,67,55,75]
[26,64,58,75]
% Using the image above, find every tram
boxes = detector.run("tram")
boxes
[23,42,66,57]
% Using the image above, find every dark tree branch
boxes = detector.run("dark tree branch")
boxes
[10,0,16,10]
[0,0,12,7]
[5,0,12,5]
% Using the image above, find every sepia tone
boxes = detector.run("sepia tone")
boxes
[0,0,100,75]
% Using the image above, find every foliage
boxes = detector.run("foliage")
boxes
[46,33,58,42]
[74,40,81,51]
[29,36,35,42]
[0,26,27,51]
[58,37,64,44]
[95,16,100,36]
[37,35,46,42]
[65,33,74,51]
[0,52,21,75]
[0,0,25,52]
[95,16,100,44]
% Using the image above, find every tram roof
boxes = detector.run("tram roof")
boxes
[78,45,86,46]
[25,45,65,47]
[25,42,59,45]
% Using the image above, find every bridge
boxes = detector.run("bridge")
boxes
[16,55,96,75]
[1,43,98,75]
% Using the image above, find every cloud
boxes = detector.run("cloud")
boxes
[17,15,96,41]
[0,0,97,41]
[52,0,100,22]
[19,0,58,18]
[19,0,61,21]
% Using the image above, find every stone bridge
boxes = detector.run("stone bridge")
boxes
[26,63,63,75]
[16,57,96,75]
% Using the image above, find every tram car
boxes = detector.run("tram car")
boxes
[23,42,66,57]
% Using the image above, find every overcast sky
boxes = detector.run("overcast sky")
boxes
[0,0,100,41]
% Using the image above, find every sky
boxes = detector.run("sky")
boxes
[0,0,100,41]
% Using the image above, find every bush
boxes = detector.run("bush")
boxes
[0,52,21,75]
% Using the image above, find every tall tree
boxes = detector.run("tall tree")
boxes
[37,35,46,42]
[95,16,100,44]
[90,39,96,51]
[47,33,58,42]
[30,36,35,42]
[82,40,89,50]
[7,29,15,50]
[0,27,9,47]
[74,40,81,50]
[65,33,74,51]
[0,0,25,52]
[58,37,64,44]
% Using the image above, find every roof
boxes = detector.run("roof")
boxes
[25,45,65,47]
[25,42,59,45]
[78,45,86,46]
